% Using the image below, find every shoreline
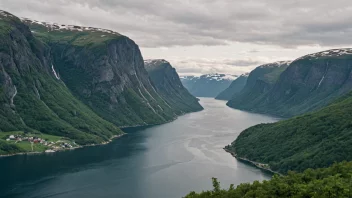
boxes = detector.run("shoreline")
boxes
[224,148,282,175]
[0,109,203,158]
[0,133,126,158]
[119,109,203,129]
[223,104,287,120]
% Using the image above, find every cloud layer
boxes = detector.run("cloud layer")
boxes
[2,0,352,48]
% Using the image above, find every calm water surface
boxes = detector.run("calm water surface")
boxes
[0,98,279,198]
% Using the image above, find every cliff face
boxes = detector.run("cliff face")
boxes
[181,74,237,97]
[260,49,352,117]
[232,49,352,117]
[215,74,248,100]
[24,19,181,127]
[0,11,122,145]
[226,61,290,111]
[145,59,203,114]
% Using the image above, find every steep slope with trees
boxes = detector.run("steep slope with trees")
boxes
[227,91,352,173]
[23,18,187,127]
[0,11,122,153]
[227,61,290,111]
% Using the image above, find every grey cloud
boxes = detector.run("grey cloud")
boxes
[167,57,268,76]
[1,0,352,48]
[224,60,262,67]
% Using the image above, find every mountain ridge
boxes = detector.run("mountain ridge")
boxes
[228,49,352,117]
[23,17,188,127]
[181,73,238,97]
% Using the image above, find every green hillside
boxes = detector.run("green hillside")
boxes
[23,19,184,127]
[227,91,352,173]
[0,11,122,154]
[227,61,290,110]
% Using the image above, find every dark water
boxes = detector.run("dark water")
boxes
[0,98,279,198]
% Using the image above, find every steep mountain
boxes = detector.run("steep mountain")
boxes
[226,61,291,110]
[215,73,248,100]
[229,49,352,117]
[181,74,238,97]
[226,91,352,173]
[0,11,122,151]
[22,18,182,127]
[144,59,203,114]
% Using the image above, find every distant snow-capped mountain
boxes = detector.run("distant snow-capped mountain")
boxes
[180,73,238,97]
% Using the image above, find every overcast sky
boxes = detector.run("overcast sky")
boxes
[1,0,351,76]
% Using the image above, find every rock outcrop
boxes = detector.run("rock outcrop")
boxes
[145,59,203,114]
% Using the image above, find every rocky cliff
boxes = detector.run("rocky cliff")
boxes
[230,49,352,117]
[226,61,290,111]
[215,73,248,100]
[23,19,184,127]
[181,74,237,97]
[0,11,122,146]
[145,59,203,114]
[0,10,206,154]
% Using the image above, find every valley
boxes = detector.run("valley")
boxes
[1,4,352,198]
[0,98,277,198]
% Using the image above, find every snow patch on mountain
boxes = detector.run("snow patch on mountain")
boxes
[259,61,292,68]
[295,48,352,61]
[181,73,239,81]
[21,18,121,35]
[144,59,169,68]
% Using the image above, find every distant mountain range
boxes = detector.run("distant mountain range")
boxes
[180,74,238,97]
[215,73,249,100]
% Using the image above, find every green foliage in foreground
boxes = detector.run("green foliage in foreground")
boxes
[228,91,352,174]
[185,161,352,198]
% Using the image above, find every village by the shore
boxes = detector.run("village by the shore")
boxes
[5,133,77,153]
[1,132,125,157]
